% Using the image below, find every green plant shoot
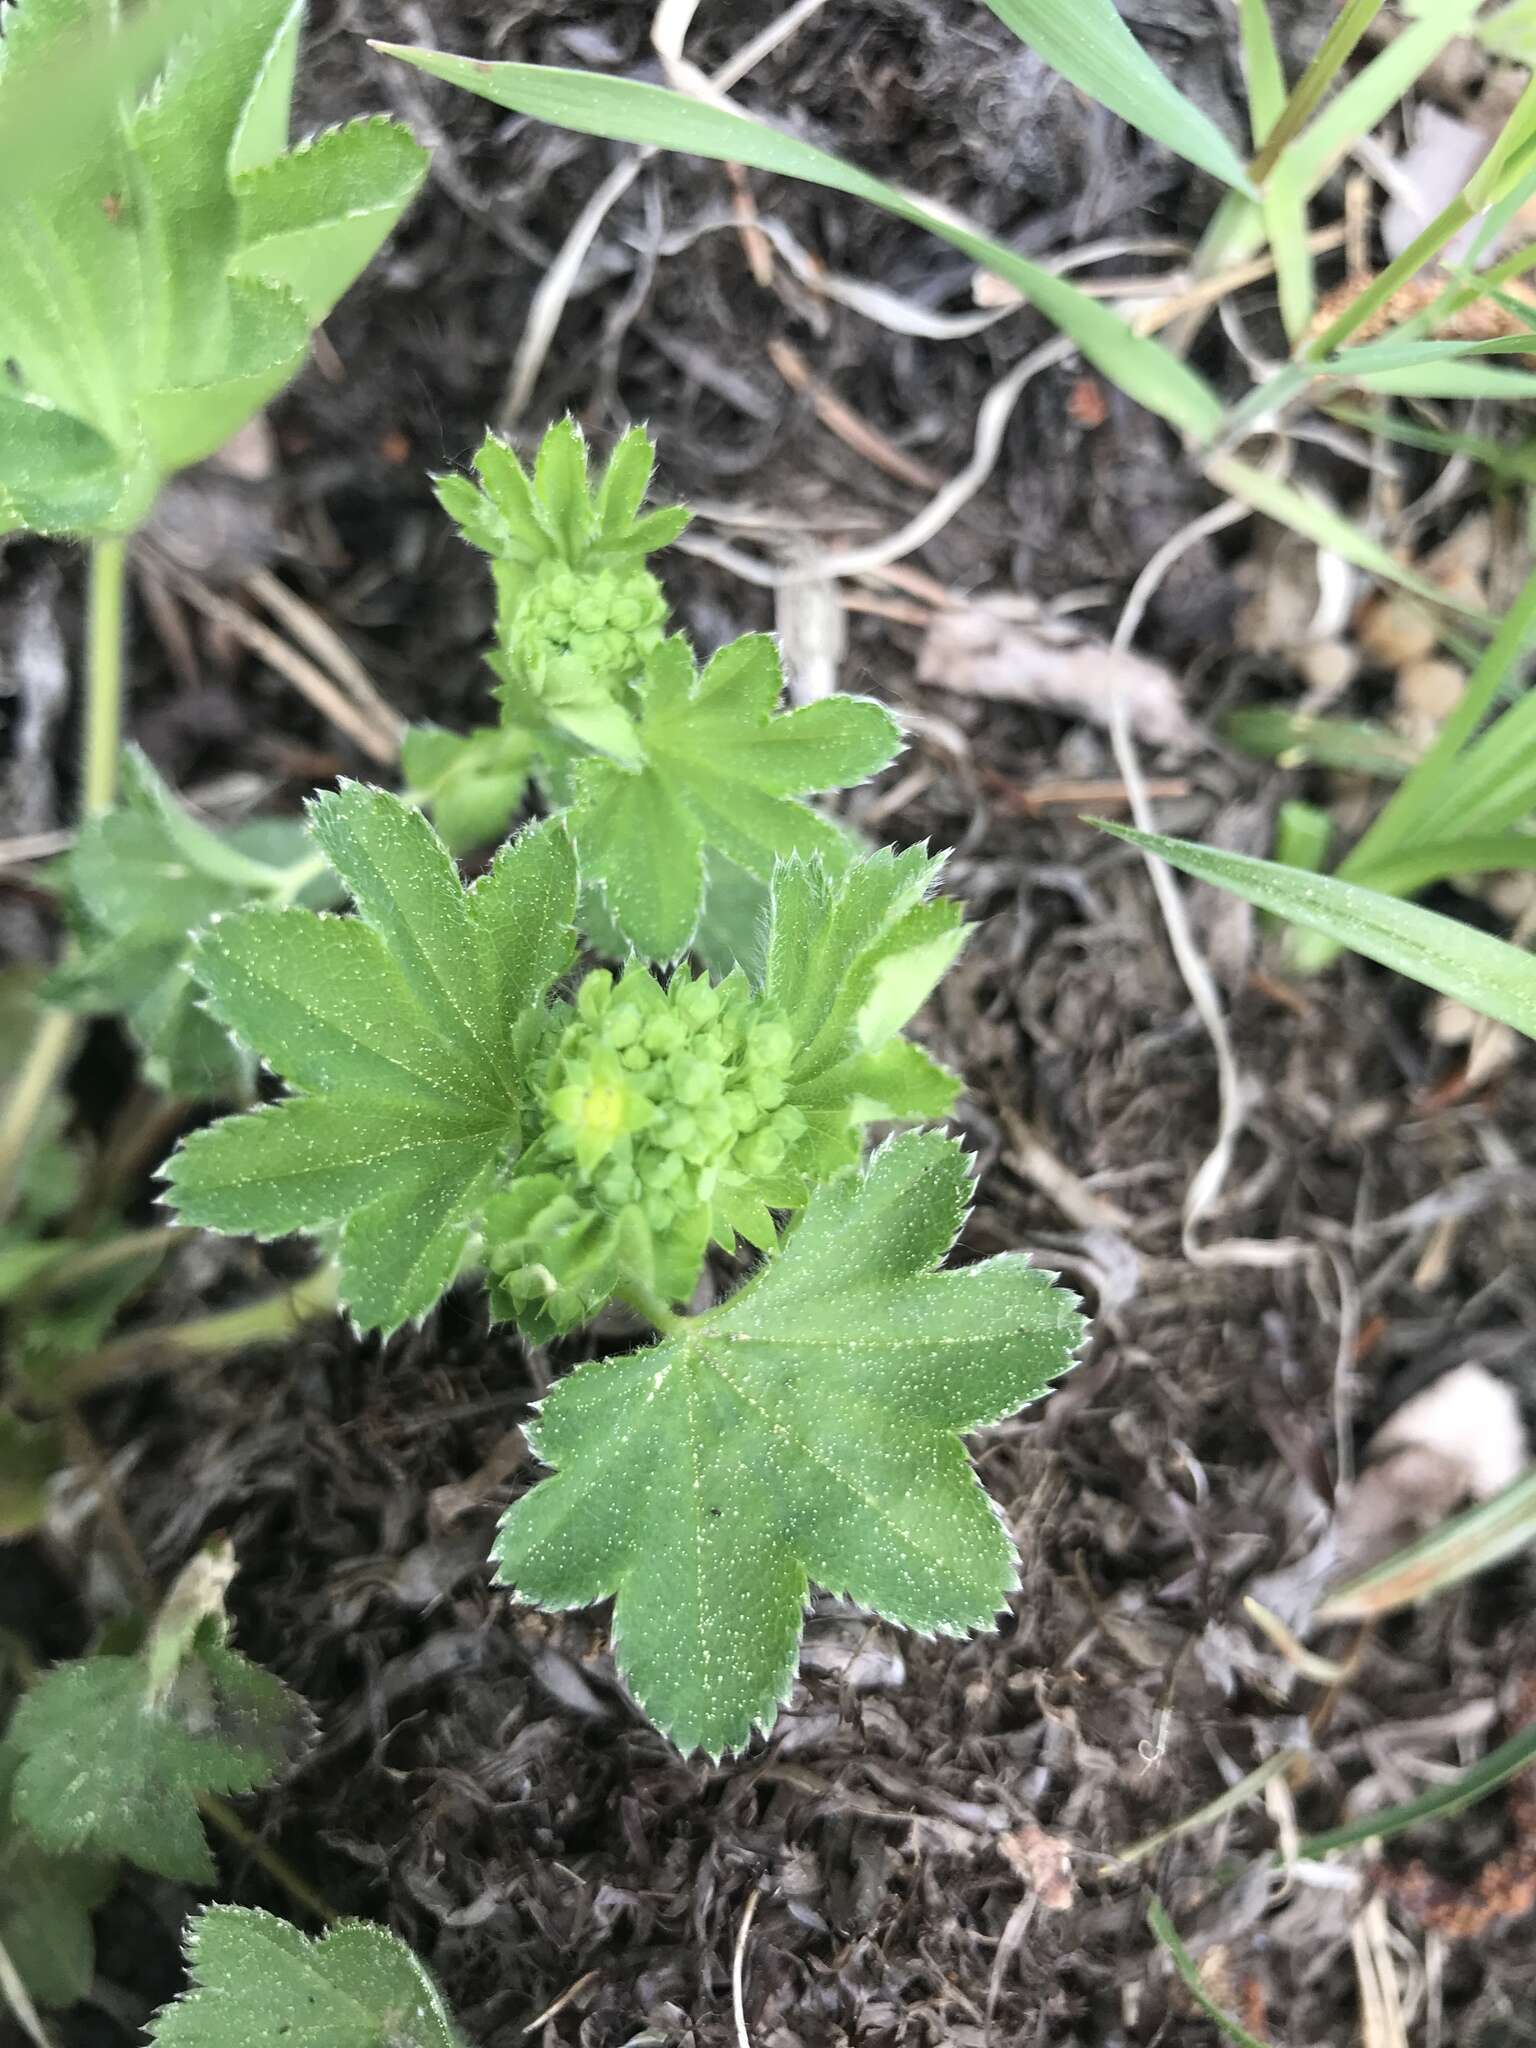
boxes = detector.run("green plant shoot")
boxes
[0,0,428,537]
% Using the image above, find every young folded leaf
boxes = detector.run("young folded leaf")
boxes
[149,1907,465,2048]
[0,0,428,536]
[8,1614,310,1884]
[570,635,902,960]
[164,792,579,1335]
[45,747,333,1099]
[495,1129,1085,1755]
[441,419,687,763]
[400,720,536,855]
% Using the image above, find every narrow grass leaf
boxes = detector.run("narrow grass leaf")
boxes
[1355,363,1536,399]
[1298,1720,1536,1857]
[1325,404,1536,482]
[1347,834,1536,897]
[1317,1467,1536,1621]
[1147,1898,1279,2048]
[977,0,1255,194]
[1238,0,1286,142]
[1099,824,1536,1040]
[1224,706,1415,779]
[1280,0,1483,198]
[1205,456,1489,618]
[1344,557,1536,870]
[372,47,1222,440]
[1248,0,1387,183]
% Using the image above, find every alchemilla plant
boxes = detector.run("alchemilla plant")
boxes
[1,1,1087,2031]
[161,787,1083,1751]
[0,0,427,539]
[411,423,904,964]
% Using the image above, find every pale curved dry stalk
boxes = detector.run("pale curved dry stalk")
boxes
[0,1932,56,2048]
[151,562,399,767]
[644,207,1014,339]
[244,568,404,751]
[675,336,1074,592]
[731,1883,762,2048]
[1107,490,1308,1272]
[498,0,836,427]
[673,234,1348,592]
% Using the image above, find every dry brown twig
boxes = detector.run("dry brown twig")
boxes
[154,564,399,767]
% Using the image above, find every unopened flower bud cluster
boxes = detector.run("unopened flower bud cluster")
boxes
[510,560,667,706]
[541,965,804,1234]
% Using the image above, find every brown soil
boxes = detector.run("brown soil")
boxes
[5,4,1536,2044]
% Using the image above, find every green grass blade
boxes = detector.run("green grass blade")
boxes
[1250,0,1387,183]
[1238,0,1286,143]
[1099,823,1536,1038]
[1273,799,1333,875]
[1355,363,1536,401]
[1348,834,1536,897]
[1343,557,1536,870]
[1280,0,1483,199]
[1325,404,1536,481]
[1297,1720,1536,1857]
[1224,706,1414,779]
[372,47,1222,441]
[1317,1467,1536,1622]
[977,0,1255,195]
[1235,0,1313,335]
[1205,455,1491,617]
[1307,191,1474,358]
[1147,1900,1278,2048]
[1410,722,1536,849]
[1482,0,1536,63]
[1330,334,1536,373]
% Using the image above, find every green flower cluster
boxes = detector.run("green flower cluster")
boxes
[435,419,690,767]
[485,963,810,1337]
[510,560,667,711]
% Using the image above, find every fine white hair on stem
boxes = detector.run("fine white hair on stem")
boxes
[1106,490,1306,1269]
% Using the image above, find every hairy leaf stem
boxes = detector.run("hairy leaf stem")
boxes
[40,1263,340,1405]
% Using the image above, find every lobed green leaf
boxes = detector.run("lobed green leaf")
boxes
[0,1742,113,2009]
[495,1129,1084,1755]
[9,1624,310,1883]
[0,0,426,535]
[47,747,327,1099]
[163,803,579,1335]
[149,1907,464,2048]
[572,634,901,960]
